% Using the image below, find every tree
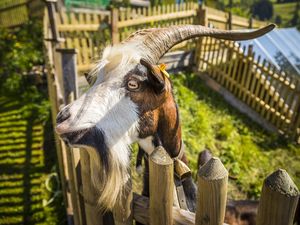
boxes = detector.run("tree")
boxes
[251,0,274,20]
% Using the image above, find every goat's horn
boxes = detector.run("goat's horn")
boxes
[131,24,275,64]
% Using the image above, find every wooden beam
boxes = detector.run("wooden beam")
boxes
[132,193,228,225]
[118,10,196,28]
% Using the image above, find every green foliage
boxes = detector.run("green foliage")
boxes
[205,0,255,17]
[0,19,63,224]
[289,1,300,26]
[0,19,43,97]
[251,0,274,20]
[273,1,300,27]
[0,19,49,122]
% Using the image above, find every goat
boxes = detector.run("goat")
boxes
[55,24,275,211]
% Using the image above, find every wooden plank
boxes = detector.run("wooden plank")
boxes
[228,44,241,92]
[149,146,173,225]
[216,41,227,84]
[57,48,83,225]
[117,10,196,28]
[223,41,235,89]
[196,157,228,225]
[255,59,267,112]
[233,46,245,96]
[132,193,228,225]
[80,149,104,225]
[264,65,277,121]
[256,169,299,225]
[247,56,261,106]
[111,8,119,45]
[112,175,133,225]
[242,46,255,102]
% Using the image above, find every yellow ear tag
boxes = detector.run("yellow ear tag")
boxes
[158,64,170,78]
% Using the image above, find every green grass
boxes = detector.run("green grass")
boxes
[0,98,65,225]
[132,72,300,200]
[274,2,299,26]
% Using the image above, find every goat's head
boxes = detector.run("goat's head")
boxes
[55,24,275,210]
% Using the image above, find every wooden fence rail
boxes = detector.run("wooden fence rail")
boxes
[53,2,266,73]
[195,37,300,139]
[0,0,44,28]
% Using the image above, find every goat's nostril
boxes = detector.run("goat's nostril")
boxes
[56,108,71,124]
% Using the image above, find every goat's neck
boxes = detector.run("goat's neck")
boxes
[156,96,184,160]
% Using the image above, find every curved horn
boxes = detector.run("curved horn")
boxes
[126,24,276,64]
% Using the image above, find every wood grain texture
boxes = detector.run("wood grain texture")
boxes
[196,157,228,225]
[80,149,103,225]
[149,146,174,225]
[113,177,133,225]
[256,169,299,225]
[132,193,229,225]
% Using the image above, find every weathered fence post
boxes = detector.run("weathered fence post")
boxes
[45,0,60,42]
[227,12,232,30]
[249,16,253,29]
[80,150,104,225]
[195,4,208,67]
[256,169,299,225]
[57,49,78,102]
[111,8,119,45]
[113,177,133,225]
[149,146,174,225]
[57,48,84,225]
[197,4,208,27]
[196,157,228,225]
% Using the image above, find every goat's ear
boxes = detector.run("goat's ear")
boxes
[140,58,165,94]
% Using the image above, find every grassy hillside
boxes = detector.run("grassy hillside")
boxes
[273,2,299,27]
[0,97,65,225]
[133,72,300,200]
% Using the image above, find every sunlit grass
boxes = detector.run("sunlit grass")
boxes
[0,98,65,225]
[274,2,299,26]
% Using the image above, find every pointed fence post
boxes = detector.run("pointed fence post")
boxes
[256,169,299,225]
[196,157,228,225]
[149,146,174,225]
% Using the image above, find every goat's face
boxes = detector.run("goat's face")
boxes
[55,46,172,209]
[56,52,171,150]
[55,24,275,210]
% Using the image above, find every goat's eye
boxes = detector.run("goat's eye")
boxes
[127,80,139,91]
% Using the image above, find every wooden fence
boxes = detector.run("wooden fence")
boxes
[195,38,300,140]
[43,1,300,224]
[0,0,44,28]
[54,2,266,73]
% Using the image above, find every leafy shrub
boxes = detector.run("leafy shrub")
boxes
[0,19,49,122]
[251,0,274,20]
[0,19,43,96]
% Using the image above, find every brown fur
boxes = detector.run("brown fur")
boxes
[125,60,186,162]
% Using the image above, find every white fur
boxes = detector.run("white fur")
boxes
[56,45,145,209]
[138,136,156,155]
